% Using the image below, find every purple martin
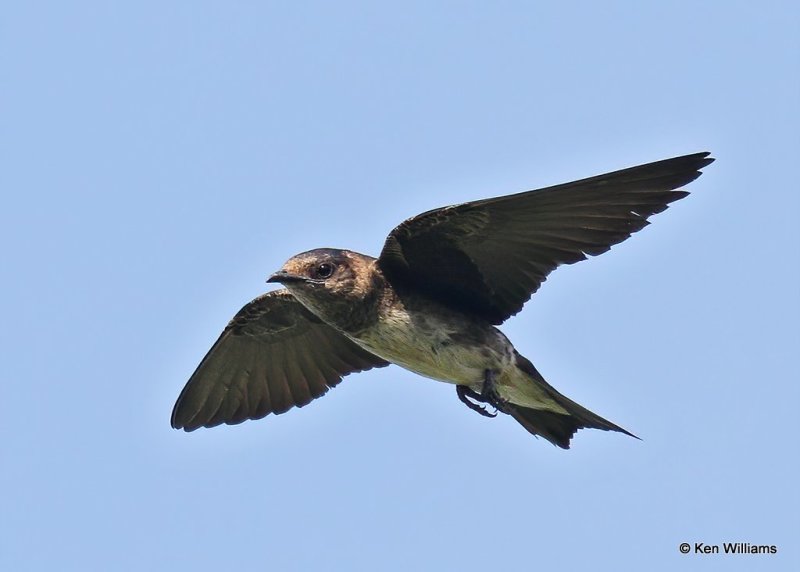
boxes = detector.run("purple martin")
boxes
[172,152,713,448]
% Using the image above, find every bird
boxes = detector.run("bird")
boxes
[171,152,714,448]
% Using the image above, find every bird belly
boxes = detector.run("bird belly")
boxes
[349,306,568,413]
[350,306,513,387]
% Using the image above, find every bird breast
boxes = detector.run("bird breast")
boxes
[350,303,514,387]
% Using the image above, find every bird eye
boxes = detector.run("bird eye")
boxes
[315,262,335,279]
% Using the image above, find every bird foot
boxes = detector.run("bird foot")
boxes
[481,369,508,410]
[456,385,497,418]
[456,370,509,418]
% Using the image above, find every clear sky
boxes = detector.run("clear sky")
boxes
[2,2,798,571]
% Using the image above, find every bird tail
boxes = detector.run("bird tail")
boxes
[508,353,638,449]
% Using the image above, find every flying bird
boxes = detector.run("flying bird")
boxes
[172,152,714,448]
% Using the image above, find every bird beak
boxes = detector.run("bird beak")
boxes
[267,270,307,284]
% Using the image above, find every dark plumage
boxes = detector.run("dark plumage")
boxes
[171,291,388,430]
[379,152,713,324]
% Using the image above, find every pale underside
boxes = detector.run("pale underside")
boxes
[349,304,569,415]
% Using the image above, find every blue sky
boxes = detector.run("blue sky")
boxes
[2,2,798,571]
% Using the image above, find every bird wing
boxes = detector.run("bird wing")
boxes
[378,152,714,324]
[171,289,389,431]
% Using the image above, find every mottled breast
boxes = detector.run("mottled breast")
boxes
[351,303,514,387]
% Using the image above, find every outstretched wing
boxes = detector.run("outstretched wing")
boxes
[171,289,389,431]
[378,152,714,324]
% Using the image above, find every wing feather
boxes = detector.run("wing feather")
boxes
[378,152,713,323]
[171,289,389,431]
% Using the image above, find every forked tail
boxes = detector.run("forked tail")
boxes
[510,353,638,449]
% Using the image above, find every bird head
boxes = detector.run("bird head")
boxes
[267,248,378,326]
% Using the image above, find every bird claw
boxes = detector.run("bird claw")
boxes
[456,385,498,417]
[456,370,509,418]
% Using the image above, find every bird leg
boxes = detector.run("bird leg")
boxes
[481,369,509,413]
[456,370,509,418]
